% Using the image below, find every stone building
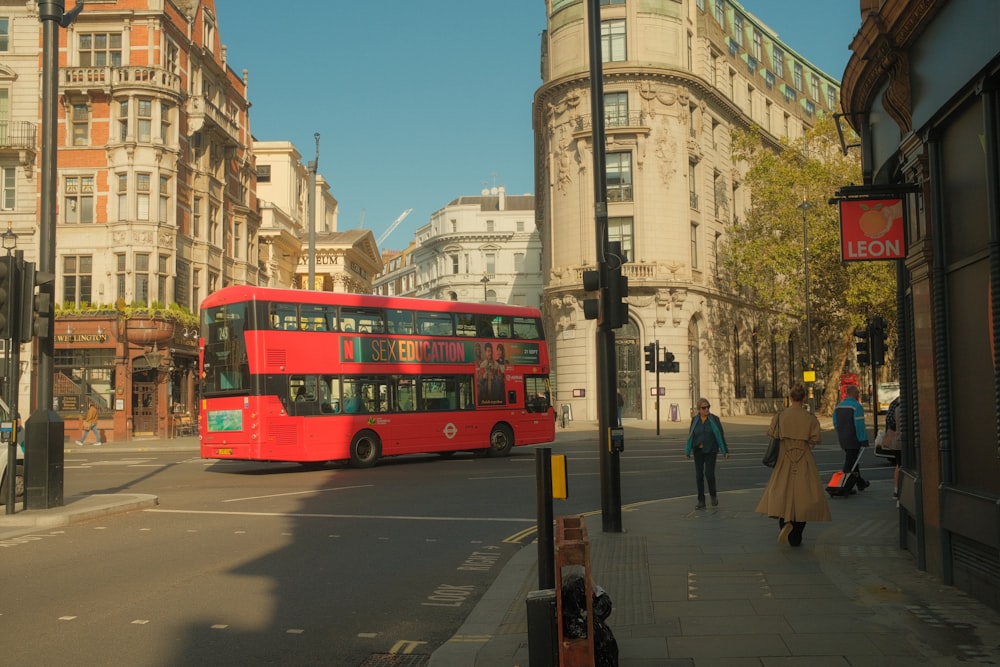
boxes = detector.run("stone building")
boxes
[38,0,255,439]
[534,0,841,420]
[841,0,1000,609]
[0,3,42,418]
[410,188,543,307]
[255,140,381,294]
[372,242,419,298]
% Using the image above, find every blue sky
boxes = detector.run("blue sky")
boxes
[216,1,860,249]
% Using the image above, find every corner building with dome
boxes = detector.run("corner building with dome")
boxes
[533,0,841,419]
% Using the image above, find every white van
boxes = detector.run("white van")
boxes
[0,398,24,505]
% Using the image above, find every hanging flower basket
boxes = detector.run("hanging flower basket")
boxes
[126,316,176,344]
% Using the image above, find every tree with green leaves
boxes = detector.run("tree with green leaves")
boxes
[725,115,895,413]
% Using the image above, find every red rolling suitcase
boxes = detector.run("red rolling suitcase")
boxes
[827,447,867,497]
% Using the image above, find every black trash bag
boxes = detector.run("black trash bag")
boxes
[594,618,619,667]
[560,572,589,639]
[592,584,613,621]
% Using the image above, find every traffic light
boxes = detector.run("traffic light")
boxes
[606,241,629,329]
[0,255,16,340]
[17,260,34,343]
[870,316,888,366]
[644,342,656,373]
[582,269,601,322]
[29,268,55,340]
[658,350,680,373]
[854,325,870,366]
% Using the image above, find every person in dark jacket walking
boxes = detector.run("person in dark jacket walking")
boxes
[685,399,730,509]
[833,384,870,491]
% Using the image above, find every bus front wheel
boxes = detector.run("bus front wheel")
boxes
[488,424,514,457]
[350,431,381,468]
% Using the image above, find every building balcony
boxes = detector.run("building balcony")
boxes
[0,121,37,167]
[0,121,36,151]
[185,94,240,147]
[62,66,182,98]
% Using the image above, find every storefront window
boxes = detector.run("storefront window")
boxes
[54,348,116,419]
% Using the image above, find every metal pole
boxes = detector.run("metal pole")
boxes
[307,133,319,290]
[4,245,14,512]
[799,200,813,409]
[26,1,66,509]
[536,448,555,590]
[655,339,661,436]
[586,0,621,533]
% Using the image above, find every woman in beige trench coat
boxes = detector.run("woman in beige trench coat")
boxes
[755,382,831,546]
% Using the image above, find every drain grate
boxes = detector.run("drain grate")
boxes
[358,654,430,667]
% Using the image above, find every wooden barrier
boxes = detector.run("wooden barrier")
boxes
[554,515,594,666]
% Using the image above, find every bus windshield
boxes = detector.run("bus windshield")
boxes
[202,302,250,395]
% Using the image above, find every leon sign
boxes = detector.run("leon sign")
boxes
[839,198,905,261]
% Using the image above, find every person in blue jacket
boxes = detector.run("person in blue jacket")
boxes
[685,398,730,509]
[833,384,870,491]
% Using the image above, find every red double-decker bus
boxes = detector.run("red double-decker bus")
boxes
[198,286,555,467]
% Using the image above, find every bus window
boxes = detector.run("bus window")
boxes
[396,377,416,411]
[475,315,494,338]
[301,304,336,332]
[492,315,514,339]
[513,316,543,340]
[291,376,317,402]
[418,376,472,411]
[269,303,298,330]
[416,311,453,337]
[455,313,477,337]
[525,376,551,413]
[387,309,415,335]
[342,308,384,334]
[327,376,342,413]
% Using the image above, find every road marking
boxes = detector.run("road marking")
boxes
[390,639,427,653]
[145,508,535,523]
[222,484,374,502]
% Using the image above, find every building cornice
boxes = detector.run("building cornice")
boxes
[840,0,946,135]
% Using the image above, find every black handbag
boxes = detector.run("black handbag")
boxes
[762,436,780,467]
[762,416,781,467]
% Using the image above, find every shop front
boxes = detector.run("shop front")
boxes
[53,313,198,442]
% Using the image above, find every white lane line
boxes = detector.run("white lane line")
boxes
[222,484,374,502]
[145,508,535,523]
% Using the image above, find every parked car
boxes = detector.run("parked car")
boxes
[877,382,900,414]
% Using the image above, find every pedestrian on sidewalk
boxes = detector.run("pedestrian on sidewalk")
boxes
[76,400,103,446]
[755,382,830,546]
[685,398,729,509]
[882,396,901,499]
[833,384,870,491]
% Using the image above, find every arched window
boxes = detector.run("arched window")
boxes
[752,327,762,398]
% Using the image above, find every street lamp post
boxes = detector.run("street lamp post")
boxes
[480,274,489,301]
[798,199,814,409]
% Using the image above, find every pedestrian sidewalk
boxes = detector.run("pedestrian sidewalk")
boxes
[432,481,1000,665]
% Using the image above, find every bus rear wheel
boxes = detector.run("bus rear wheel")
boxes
[488,424,514,457]
[350,431,381,468]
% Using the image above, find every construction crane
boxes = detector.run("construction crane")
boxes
[376,208,413,246]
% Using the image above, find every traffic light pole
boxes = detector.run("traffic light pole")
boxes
[25,1,71,509]
[586,0,621,533]
[655,340,661,436]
